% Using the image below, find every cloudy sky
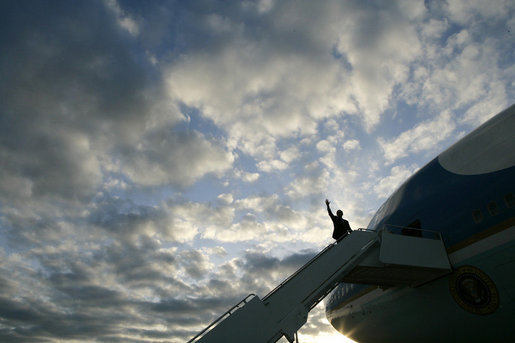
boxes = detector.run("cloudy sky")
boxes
[0,0,514,342]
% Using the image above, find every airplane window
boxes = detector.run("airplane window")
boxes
[505,193,515,208]
[487,201,500,216]
[472,209,483,224]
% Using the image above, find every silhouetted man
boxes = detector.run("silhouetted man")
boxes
[325,199,352,240]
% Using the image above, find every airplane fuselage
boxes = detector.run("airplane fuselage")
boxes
[326,105,515,342]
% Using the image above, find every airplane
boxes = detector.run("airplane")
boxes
[188,104,514,343]
[326,103,515,342]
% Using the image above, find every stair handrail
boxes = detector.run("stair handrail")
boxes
[263,241,337,301]
[263,229,379,303]
[304,232,381,310]
[187,293,257,343]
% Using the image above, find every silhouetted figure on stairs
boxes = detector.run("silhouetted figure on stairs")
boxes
[325,199,352,241]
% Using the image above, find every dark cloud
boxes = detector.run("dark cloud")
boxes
[0,236,317,342]
[178,250,210,280]
[0,292,122,341]
[118,129,233,187]
[88,194,166,238]
[0,239,190,341]
[232,249,317,298]
[0,0,149,203]
[0,0,231,210]
[0,0,237,261]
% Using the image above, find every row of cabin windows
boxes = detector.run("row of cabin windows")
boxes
[472,192,514,224]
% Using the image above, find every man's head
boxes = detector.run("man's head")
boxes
[336,210,343,218]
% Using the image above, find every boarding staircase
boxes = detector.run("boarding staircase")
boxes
[187,226,451,343]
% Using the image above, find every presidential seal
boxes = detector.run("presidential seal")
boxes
[449,265,499,315]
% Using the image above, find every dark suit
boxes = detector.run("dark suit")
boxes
[327,207,352,240]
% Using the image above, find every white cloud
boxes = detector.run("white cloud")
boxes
[217,193,234,204]
[202,246,227,257]
[256,146,301,172]
[257,0,275,14]
[120,130,235,187]
[235,169,260,183]
[164,216,199,243]
[316,139,336,154]
[402,10,512,120]
[169,201,235,242]
[236,195,280,213]
[165,1,429,159]
[373,164,418,199]
[461,96,506,126]
[445,0,512,24]
[280,146,301,164]
[166,47,349,159]
[201,194,313,244]
[420,18,449,40]
[286,163,329,200]
[343,139,360,151]
[335,1,424,130]
[236,195,300,225]
[378,110,456,164]
[105,0,140,36]
[203,213,268,242]
[257,159,289,172]
[88,199,236,244]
